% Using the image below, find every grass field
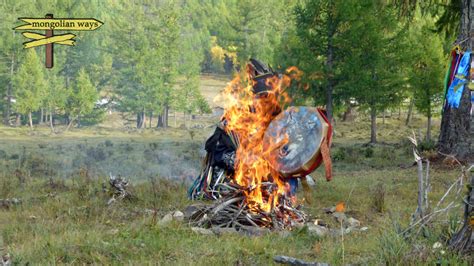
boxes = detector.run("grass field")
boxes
[0,76,471,265]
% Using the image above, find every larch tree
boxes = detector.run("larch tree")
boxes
[13,49,45,129]
[338,1,407,143]
[294,0,353,121]
[65,68,98,131]
[44,70,68,133]
[409,20,445,142]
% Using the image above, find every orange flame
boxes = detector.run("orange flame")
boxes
[220,66,301,212]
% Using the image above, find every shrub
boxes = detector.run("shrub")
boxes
[332,148,346,161]
[418,139,436,152]
[0,150,7,159]
[104,140,113,147]
[371,182,386,213]
[86,147,107,161]
[364,147,374,158]
[376,228,410,265]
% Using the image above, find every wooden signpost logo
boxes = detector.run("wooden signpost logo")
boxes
[14,14,103,68]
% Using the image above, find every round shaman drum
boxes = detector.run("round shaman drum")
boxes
[263,106,332,178]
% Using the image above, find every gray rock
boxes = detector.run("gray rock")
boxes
[332,212,347,223]
[278,230,292,238]
[239,225,271,236]
[191,227,214,235]
[306,224,329,237]
[158,213,173,225]
[346,217,361,228]
[274,255,328,266]
[323,207,336,214]
[211,227,238,236]
[360,226,368,231]
[183,204,207,221]
[172,210,184,221]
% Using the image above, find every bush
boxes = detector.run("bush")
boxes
[104,140,113,147]
[86,147,107,161]
[364,147,374,158]
[0,150,7,160]
[371,182,386,213]
[332,147,346,161]
[418,139,436,152]
[377,228,410,264]
[79,107,106,126]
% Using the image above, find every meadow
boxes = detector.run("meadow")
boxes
[0,77,471,265]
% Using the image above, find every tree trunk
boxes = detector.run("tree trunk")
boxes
[149,111,153,128]
[341,104,356,122]
[157,114,164,128]
[164,105,169,128]
[65,117,76,131]
[449,173,474,254]
[15,114,21,126]
[49,110,54,133]
[136,112,142,128]
[28,112,33,129]
[370,105,377,144]
[426,110,432,142]
[183,112,186,127]
[406,98,414,126]
[3,54,14,126]
[447,0,473,255]
[438,0,473,160]
[174,110,177,127]
[39,108,44,124]
[382,109,386,125]
[325,3,335,122]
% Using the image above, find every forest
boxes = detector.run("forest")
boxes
[0,0,473,264]
[0,1,458,140]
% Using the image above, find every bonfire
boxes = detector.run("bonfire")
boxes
[187,66,311,231]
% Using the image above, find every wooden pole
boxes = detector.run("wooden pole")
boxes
[45,13,53,68]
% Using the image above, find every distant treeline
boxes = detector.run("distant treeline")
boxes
[0,0,456,142]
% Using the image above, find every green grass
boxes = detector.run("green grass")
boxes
[0,163,469,264]
[0,75,470,264]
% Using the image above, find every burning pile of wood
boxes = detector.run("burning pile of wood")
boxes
[186,182,306,231]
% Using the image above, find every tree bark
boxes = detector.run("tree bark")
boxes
[382,109,386,125]
[427,109,432,142]
[449,173,473,254]
[39,108,44,124]
[136,112,142,128]
[65,117,76,131]
[164,105,169,128]
[370,105,377,144]
[28,112,33,129]
[157,114,164,128]
[15,114,21,126]
[325,1,335,122]
[448,0,474,255]
[438,0,473,160]
[406,98,414,126]
[49,110,54,133]
[3,54,14,126]
[174,110,177,127]
[149,111,153,128]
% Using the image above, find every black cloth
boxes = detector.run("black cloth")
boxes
[205,126,236,170]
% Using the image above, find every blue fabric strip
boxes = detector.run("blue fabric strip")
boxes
[447,51,471,108]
